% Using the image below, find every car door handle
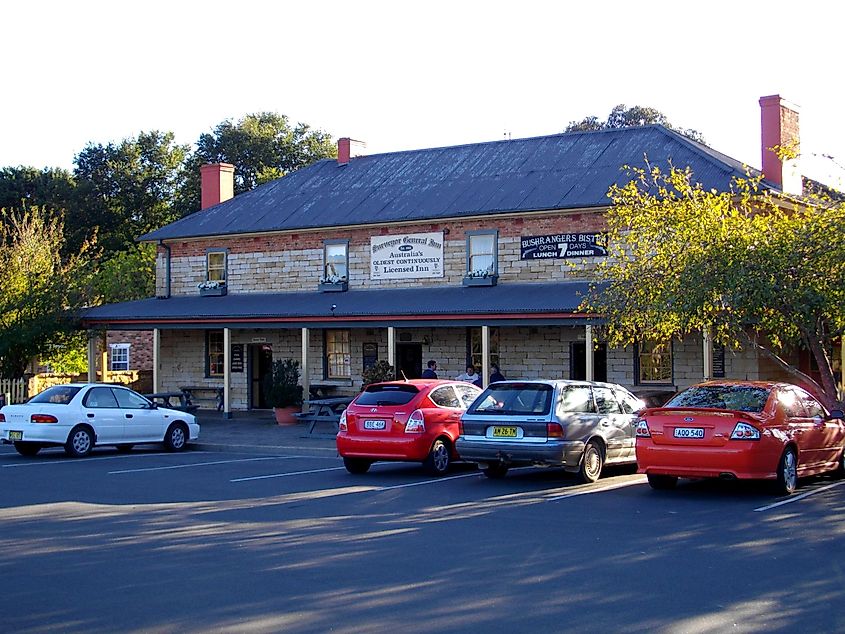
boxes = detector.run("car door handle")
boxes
[125,414,133,419]
[87,413,95,418]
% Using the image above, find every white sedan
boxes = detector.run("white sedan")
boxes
[0,383,200,457]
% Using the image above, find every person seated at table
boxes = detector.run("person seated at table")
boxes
[490,364,506,383]
[457,365,481,386]
[422,359,438,379]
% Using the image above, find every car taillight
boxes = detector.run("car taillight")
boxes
[0,412,5,422]
[547,423,564,438]
[338,409,347,432]
[405,410,425,433]
[635,419,651,438]
[31,414,58,424]
[730,421,760,440]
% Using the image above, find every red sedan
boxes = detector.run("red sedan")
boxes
[635,381,845,494]
[337,379,482,475]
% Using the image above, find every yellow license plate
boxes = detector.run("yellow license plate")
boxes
[9,431,23,441]
[492,426,518,438]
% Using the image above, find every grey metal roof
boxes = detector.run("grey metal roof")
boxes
[82,281,598,329]
[140,126,765,242]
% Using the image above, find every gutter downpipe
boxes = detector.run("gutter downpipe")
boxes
[159,240,171,299]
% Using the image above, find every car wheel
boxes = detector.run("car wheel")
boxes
[13,442,41,457]
[343,457,372,474]
[775,447,798,495]
[164,424,188,452]
[577,441,604,484]
[423,438,451,476]
[116,444,134,453]
[64,426,94,458]
[647,474,678,490]
[482,463,509,479]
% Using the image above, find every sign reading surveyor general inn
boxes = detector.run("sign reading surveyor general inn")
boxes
[520,232,608,260]
[371,232,444,280]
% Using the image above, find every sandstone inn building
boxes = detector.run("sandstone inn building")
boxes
[82,95,843,417]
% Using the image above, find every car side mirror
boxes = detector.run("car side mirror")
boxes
[826,409,844,420]
[148,402,158,410]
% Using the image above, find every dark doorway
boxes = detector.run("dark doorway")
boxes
[571,342,607,382]
[249,344,274,409]
[396,343,422,380]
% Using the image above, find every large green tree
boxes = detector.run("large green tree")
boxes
[580,165,845,409]
[178,112,335,213]
[0,206,94,378]
[73,131,188,254]
[565,104,705,143]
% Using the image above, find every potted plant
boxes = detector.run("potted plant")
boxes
[361,360,395,389]
[198,280,227,296]
[462,268,498,287]
[318,273,348,292]
[263,358,304,425]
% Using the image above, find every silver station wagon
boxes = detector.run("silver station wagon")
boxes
[457,380,644,482]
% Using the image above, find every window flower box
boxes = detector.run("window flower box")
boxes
[198,280,227,296]
[318,275,348,292]
[462,270,498,287]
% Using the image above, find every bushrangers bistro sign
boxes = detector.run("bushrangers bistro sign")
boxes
[371,232,444,280]
[520,232,608,260]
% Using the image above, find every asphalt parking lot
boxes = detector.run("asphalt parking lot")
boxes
[1,441,844,633]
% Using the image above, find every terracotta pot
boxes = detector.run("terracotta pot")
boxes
[273,406,299,426]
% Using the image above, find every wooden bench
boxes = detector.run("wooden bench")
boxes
[179,386,224,411]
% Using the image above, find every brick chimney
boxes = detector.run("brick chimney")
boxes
[760,95,801,195]
[337,138,366,166]
[200,163,235,209]
[337,138,351,165]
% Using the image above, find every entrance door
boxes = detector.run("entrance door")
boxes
[249,344,274,409]
[571,342,607,382]
[396,343,423,380]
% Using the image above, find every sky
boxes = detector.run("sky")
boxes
[3,0,844,187]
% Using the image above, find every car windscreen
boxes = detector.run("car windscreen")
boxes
[28,385,82,405]
[468,383,553,415]
[355,384,420,406]
[665,385,771,413]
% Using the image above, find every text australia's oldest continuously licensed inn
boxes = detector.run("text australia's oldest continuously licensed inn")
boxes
[82,96,828,417]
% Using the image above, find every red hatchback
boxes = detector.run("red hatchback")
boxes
[337,379,482,475]
[636,380,845,494]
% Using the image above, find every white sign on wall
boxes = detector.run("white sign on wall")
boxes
[370,232,444,280]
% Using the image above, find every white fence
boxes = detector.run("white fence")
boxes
[0,378,27,405]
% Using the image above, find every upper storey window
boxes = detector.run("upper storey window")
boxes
[206,250,227,283]
[198,249,228,296]
[320,240,349,292]
[463,230,498,286]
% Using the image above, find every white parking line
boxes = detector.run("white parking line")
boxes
[231,466,347,482]
[754,479,845,512]
[377,472,481,490]
[546,476,648,501]
[109,455,304,474]
[1,451,182,468]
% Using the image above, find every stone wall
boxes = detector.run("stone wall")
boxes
[158,210,607,296]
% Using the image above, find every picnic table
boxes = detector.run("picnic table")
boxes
[296,396,354,436]
[179,386,224,411]
[145,391,200,414]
